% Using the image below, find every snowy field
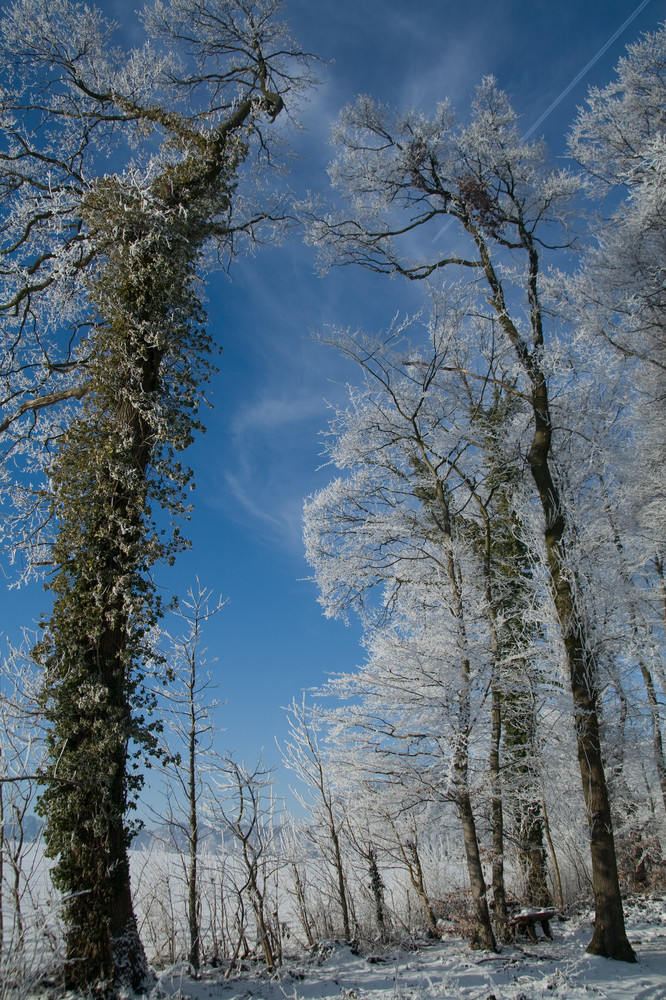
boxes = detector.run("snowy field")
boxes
[153,899,666,1000]
[4,843,665,1000]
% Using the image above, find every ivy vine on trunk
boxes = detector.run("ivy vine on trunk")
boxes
[0,0,313,991]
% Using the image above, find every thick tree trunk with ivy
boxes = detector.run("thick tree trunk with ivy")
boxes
[35,199,206,988]
[0,1,311,991]
[503,675,551,908]
[37,164,243,990]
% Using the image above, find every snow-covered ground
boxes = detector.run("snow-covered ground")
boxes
[153,900,666,1000]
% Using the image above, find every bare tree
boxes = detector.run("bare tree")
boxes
[210,759,282,973]
[281,699,353,941]
[154,581,227,976]
[0,640,54,989]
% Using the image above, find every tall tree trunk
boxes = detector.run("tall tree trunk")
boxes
[456,799,497,951]
[26,53,285,991]
[104,612,150,989]
[37,263,168,992]
[451,604,496,950]
[527,390,633,959]
[421,462,497,951]
[641,664,666,814]
[489,684,508,937]
[473,218,634,962]
[42,459,153,991]
[541,796,564,908]
[328,816,351,940]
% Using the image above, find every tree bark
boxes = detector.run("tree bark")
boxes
[640,664,666,814]
[529,395,634,960]
[489,685,508,937]
[367,847,387,938]
[328,816,352,940]
[37,75,281,991]
[471,215,635,962]
[455,792,497,951]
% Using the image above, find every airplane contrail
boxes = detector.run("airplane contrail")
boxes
[523,0,653,140]
[433,0,654,242]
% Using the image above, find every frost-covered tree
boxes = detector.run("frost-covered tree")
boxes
[569,23,666,393]
[209,759,282,972]
[154,581,227,977]
[281,698,354,941]
[306,76,637,960]
[304,317,536,950]
[324,597,497,951]
[0,641,46,977]
[0,0,312,990]
[568,28,666,800]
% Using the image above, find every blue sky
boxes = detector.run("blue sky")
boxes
[1,0,662,809]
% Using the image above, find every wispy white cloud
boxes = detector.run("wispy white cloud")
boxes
[232,391,325,439]
[224,471,287,530]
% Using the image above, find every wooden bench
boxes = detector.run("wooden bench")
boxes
[507,906,556,943]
